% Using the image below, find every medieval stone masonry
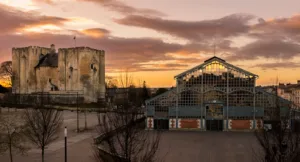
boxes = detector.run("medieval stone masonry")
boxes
[12,44,105,103]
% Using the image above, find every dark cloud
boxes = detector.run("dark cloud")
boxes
[0,4,216,72]
[2,2,300,74]
[80,0,166,16]
[81,0,166,16]
[133,63,188,72]
[34,0,166,16]
[253,15,300,35]
[0,3,70,34]
[250,14,300,43]
[252,62,300,70]
[227,39,300,61]
[115,13,300,62]
[115,13,255,42]
[0,32,208,72]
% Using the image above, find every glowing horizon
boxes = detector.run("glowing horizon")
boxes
[0,0,299,87]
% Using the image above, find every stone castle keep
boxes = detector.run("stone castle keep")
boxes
[12,44,105,103]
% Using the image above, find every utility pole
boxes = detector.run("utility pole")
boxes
[74,36,76,48]
[77,92,79,132]
[64,126,67,162]
[84,107,87,130]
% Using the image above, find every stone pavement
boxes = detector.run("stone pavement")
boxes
[29,132,96,153]
[0,109,261,162]
[0,131,260,162]
[156,131,259,162]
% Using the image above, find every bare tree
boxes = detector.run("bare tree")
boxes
[22,108,63,162]
[106,77,118,89]
[0,113,28,162]
[118,70,134,88]
[0,61,12,87]
[94,101,161,162]
[254,86,300,162]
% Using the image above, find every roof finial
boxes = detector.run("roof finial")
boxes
[73,36,76,48]
[213,24,217,57]
[213,38,216,57]
[50,44,55,53]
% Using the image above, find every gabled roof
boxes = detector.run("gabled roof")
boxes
[35,53,58,69]
[174,56,258,79]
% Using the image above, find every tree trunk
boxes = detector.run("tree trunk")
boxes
[42,146,45,162]
[84,109,87,130]
[77,108,79,132]
[9,141,13,162]
[97,112,100,125]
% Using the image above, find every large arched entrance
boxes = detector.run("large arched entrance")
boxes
[205,100,224,131]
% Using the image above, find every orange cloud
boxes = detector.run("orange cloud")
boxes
[251,14,300,39]
[114,14,255,42]
[80,28,110,38]
[0,3,70,34]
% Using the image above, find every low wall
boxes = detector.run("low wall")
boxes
[178,119,201,129]
[228,119,263,130]
[0,93,85,106]
[147,117,263,131]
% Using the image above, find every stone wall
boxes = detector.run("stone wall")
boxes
[58,47,105,103]
[12,46,51,94]
[12,46,105,103]
[35,67,59,91]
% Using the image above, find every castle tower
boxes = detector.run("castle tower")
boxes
[12,45,105,103]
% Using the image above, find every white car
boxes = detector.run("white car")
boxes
[264,124,272,131]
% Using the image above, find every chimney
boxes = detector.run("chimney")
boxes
[298,80,300,84]
[50,44,56,53]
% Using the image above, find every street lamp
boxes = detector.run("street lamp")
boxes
[65,126,67,162]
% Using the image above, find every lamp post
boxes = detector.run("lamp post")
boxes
[65,126,67,162]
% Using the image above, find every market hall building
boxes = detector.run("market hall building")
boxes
[145,56,291,131]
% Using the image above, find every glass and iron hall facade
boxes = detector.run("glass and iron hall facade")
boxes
[145,56,290,131]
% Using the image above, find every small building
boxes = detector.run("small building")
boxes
[145,56,292,131]
[12,44,105,104]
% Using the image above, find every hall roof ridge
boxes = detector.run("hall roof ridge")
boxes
[174,56,258,79]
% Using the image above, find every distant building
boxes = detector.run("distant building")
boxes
[145,56,292,131]
[277,81,300,108]
[12,44,105,103]
[106,88,129,105]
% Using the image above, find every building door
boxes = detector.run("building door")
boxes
[154,119,169,130]
[205,103,224,131]
[206,120,223,131]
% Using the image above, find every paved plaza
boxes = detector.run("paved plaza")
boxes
[157,131,259,162]
[0,109,260,162]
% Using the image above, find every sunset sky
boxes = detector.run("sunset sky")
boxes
[0,0,300,87]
